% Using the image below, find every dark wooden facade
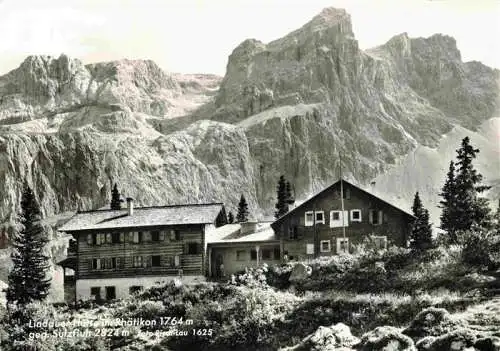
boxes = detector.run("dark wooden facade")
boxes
[271,179,415,261]
[64,224,207,280]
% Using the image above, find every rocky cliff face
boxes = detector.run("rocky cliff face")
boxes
[0,7,498,229]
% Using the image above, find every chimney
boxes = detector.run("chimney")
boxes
[240,221,258,235]
[126,197,134,216]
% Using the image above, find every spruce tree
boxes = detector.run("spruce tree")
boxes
[110,183,122,210]
[275,175,288,219]
[228,212,235,224]
[410,192,433,252]
[454,137,491,231]
[6,183,51,306]
[285,180,295,205]
[216,206,228,227]
[236,195,249,223]
[439,161,458,241]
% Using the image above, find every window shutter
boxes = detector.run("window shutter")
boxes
[159,232,165,241]
[88,258,92,270]
[87,234,92,245]
[378,211,383,224]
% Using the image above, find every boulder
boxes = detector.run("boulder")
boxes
[403,307,467,339]
[474,336,500,351]
[289,263,312,283]
[359,326,416,351]
[280,323,359,351]
[420,329,476,351]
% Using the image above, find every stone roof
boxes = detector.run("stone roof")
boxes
[58,203,223,232]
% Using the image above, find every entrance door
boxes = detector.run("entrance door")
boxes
[105,286,116,300]
[215,254,224,278]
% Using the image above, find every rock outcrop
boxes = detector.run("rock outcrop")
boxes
[0,7,498,227]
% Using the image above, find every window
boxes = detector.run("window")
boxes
[350,210,362,222]
[306,243,314,255]
[170,229,180,241]
[92,258,102,270]
[369,210,383,225]
[305,211,314,226]
[112,232,121,244]
[133,232,143,243]
[90,287,101,299]
[288,226,298,239]
[236,250,246,261]
[342,188,351,199]
[129,286,143,295]
[186,243,200,255]
[273,247,281,260]
[330,211,349,228]
[151,231,160,242]
[105,286,116,300]
[262,249,272,260]
[315,211,325,224]
[86,234,92,245]
[320,240,331,252]
[250,249,257,260]
[373,236,388,250]
[133,256,143,268]
[151,255,161,267]
[336,238,349,254]
[106,233,112,244]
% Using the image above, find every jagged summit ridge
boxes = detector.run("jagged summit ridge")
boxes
[0,7,498,230]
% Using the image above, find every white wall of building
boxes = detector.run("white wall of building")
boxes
[76,275,205,300]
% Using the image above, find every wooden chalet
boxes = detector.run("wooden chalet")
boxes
[57,198,225,301]
[271,178,415,261]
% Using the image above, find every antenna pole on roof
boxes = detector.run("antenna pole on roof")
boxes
[340,152,346,240]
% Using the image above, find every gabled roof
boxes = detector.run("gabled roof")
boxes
[58,203,224,232]
[207,222,278,244]
[272,178,415,229]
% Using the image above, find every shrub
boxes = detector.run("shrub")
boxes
[265,263,293,289]
[461,229,500,267]
[167,286,300,350]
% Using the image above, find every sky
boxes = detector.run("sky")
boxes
[0,0,498,76]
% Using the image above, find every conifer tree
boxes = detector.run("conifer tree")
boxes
[216,206,228,227]
[228,211,235,224]
[236,195,249,223]
[275,175,288,219]
[110,183,122,210]
[454,137,491,231]
[439,161,458,241]
[410,192,433,252]
[285,180,295,205]
[6,183,51,306]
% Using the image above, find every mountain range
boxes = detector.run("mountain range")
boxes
[0,7,498,230]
